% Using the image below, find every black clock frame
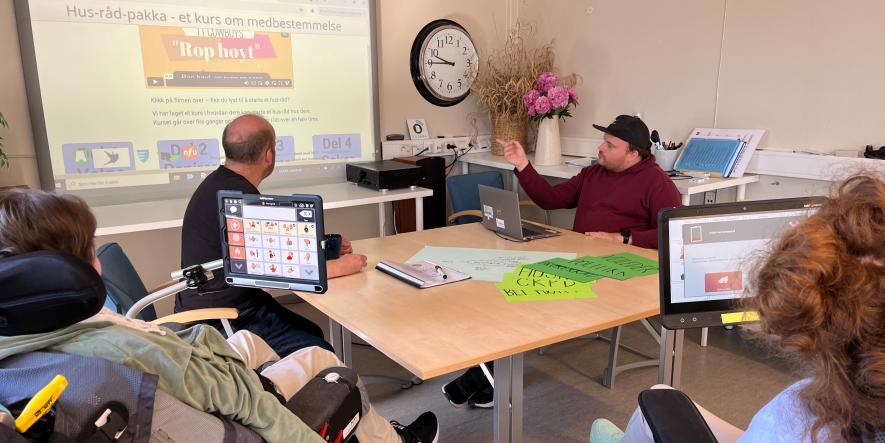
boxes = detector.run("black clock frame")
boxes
[409,19,475,107]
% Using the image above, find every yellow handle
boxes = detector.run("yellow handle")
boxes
[14,374,68,433]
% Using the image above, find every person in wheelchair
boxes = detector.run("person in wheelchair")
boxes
[591,174,885,443]
[0,188,439,443]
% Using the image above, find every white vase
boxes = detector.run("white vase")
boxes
[534,116,562,166]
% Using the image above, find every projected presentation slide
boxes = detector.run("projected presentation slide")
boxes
[20,0,375,201]
[667,210,808,304]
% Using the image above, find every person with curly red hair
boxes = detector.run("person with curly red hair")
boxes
[592,173,885,443]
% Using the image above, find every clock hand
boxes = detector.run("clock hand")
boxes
[431,55,455,66]
[428,60,455,66]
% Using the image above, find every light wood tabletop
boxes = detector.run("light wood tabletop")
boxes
[301,222,660,380]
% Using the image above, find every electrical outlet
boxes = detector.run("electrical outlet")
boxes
[704,191,716,205]
[474,136,492,152]
[433,141,445,154]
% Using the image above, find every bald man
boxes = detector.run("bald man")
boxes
[177,114,367,356]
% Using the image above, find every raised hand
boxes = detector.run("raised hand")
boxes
[497,139,529,172]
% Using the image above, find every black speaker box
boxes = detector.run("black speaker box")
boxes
[392,156,446,231]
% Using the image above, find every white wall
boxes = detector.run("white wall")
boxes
[377,0,514,138]
[518,0,885,201]
[519,0,725,144]
[0,0,39,189]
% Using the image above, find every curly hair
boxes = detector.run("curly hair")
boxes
[0,188,96,263]
[746,174,885,442]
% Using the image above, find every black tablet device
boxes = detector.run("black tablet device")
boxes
[218,191,328,293]
[658,197,822,329]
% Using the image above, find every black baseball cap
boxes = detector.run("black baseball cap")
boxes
[592,115,651,150]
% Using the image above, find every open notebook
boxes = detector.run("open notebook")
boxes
[375,260,470,288]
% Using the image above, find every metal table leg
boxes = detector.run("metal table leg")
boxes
[415,197,424,231]
[328,318,352,366]
[658,327,685,389]
[494,353,524,443]
[601,319,661,389]
[377,203,386,237]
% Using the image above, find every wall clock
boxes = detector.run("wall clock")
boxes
[409,19,479,107]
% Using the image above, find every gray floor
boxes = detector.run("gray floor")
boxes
[286,299,801,443]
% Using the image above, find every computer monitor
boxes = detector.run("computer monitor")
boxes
[218,191,329,294]
[658,197,822,329]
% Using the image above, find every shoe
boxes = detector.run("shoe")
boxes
[468,386,494,409]
[391,411,439,443]
[441,380,472,407]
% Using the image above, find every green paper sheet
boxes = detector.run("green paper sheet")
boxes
[569,253,659,281]
[496,271,596,302]
[524,258,605,282]
[600,253,659,277]
[568,256,634,280]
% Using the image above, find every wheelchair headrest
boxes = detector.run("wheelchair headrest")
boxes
[0,251,106,336]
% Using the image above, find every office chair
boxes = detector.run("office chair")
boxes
[96,242,237,333]
[446,170,547,225]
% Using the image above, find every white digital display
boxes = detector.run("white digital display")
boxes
[667,209,810,304]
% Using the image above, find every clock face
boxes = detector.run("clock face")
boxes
[410,20,479,107]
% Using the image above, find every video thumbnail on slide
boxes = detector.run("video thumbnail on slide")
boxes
[139,26,295,89]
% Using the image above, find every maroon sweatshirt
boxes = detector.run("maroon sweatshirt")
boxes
[514,155,681,249]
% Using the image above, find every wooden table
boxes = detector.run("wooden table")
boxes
[300,223,660,443]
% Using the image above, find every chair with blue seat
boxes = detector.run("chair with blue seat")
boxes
[446,170,504,224]
[96,242,237,333]
[446,170,546,225]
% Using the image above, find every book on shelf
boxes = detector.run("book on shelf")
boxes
[375,260,470,288]
[673,136,744,178]
[682,128,766,178]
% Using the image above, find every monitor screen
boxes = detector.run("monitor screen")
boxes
[658,198,821,327]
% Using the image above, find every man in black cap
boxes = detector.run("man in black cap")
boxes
[441,115,681,410]
[498,114,681,249]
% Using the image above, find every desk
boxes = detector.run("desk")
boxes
[459,151,757,347]
[300,223,659,443]
[458,151,760,205]
[93,182,433,237]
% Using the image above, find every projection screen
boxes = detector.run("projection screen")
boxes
[15,0,379,205]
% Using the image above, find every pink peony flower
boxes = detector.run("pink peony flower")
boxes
[566,86,578,103]
[534,96,551,115]
[527,104,537,117]
[536,71,557,93]
[523,89,540,109]
[547,86,570,109]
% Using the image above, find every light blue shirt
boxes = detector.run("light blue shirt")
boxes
[741,379,822,442]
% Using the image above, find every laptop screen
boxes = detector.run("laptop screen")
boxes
[658,198,820,326]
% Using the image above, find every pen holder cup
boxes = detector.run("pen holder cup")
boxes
[324,234,342,260]
[654,149,679,172]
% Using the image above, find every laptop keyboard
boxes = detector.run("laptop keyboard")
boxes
[521,222,550,237]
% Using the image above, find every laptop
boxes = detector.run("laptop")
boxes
[658,197,822,329]
[478,184,560,241]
